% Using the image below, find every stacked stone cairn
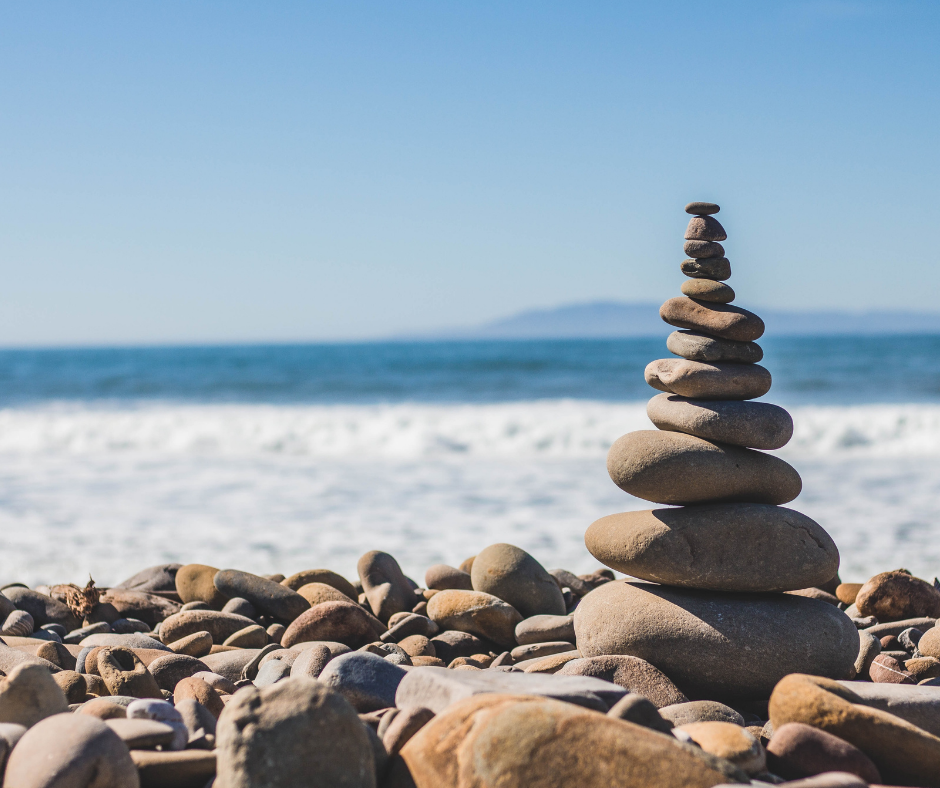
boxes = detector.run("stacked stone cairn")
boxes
[575,201,862,701]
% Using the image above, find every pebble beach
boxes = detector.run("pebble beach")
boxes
[3,203,940,788]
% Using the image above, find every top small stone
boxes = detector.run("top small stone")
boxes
[685,202,720,216]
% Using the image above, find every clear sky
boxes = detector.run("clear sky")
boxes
[1,1,938,346]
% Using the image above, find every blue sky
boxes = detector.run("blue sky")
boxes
[1,1,938,345]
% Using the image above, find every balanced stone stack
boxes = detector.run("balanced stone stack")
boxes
[574,201,860,700]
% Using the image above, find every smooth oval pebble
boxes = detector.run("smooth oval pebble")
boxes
[281,601,381,649]
[681,257,731,280]
[160,610,257,645]
[3,713,140,788]
[280,569,357,600]
[645,359,771,400]
[470,543,566,618]
[660,297,764,342]
[685,216,727,242]
[175,564,229,608]
[680,279,735,303]
[666,331,762,364]
[685,202,720,215]
[426,590,522,649]
[607,430,802,505]
[584,504,839,592]
[683,239,725,259]
[575,582,859,699]
[647,393,793,449]
[213,569,309,623]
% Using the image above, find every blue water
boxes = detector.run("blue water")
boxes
[0,334,938,406]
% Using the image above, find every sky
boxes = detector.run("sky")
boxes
[1,1,938,346]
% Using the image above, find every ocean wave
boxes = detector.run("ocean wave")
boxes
[0,400,938,459]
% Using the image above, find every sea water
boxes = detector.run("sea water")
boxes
[0,336,938,586]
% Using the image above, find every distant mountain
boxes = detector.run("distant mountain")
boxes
[429,301,940,339]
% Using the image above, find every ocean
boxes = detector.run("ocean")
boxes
[1,336,939,587]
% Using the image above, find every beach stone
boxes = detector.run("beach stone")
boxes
[661,297,764,342]
[0,593,15,621]
[575,581,858,699]
[2,587,80,632]
[281,569,357,600]
[647,393,792,450]
[769,673,940,786]
[106,717,178,749]
[0,662,69,726]
[381,706,434,756]
[514,614,575,646]
[97,590,180,627]
[428,631,489,664]
[510,641,574,662]
[167,631,213,658]
[387,693,747,788]
[296,582,354,608]
[470,543,566,618]
[517,650,580,673]
[35,640,78,670]
[215,677,375,788]
[1,610,34,636]
[221,596,257,619]
[281,601,381,649]
[213,569,309,623]
[869,653,914,684]
[358,551,418,623]
[660,701,745,726]
[606,694,673,732]
[77,697,127,719]
[174,676,225,717]
[682,257,731,280]
[855,631,881,679]
[82,634,170,652]
[645,359,771,400]
[192,670,237,694]
[836,680,940,737]
[684,239,725,258]
[175,696,217,741]
[677,721,765,775]
[147,653,209,692]
[607,431,802,506]
[666,330,761,364]
[126,698,188,748]
[289,643,334,679]
[253,658,292,686]
[131,750,216,788]
[863,616,937,639]
[424,564,473,591]
[0,643,61,676]
[115,563,181,594]
[685,201,720,215]
[318,651,407,712]
[855,570,940,621]
[556,655,687,708]
[3,712,139,788]
[836,583,863,605]
[427,590,522,649]
[685,215,727,242]
[53,670,87,703]
[766,722,882,783]
[680,279,735,303]
[906,655,940,681]
[396,635,434,658]
[585,504,838,592]
[96,647,162,699]
[0,722,26,773]
[175,564,229,609]
[222,624,268,649]
[395,665,626,713]
[160,610,257,645]
[381,613,439,643]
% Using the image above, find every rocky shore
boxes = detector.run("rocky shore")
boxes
[2,203,940,788]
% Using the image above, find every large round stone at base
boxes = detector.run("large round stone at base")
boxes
[574,581,858,700]
[584,504,839,592]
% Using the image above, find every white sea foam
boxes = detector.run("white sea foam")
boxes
[1,400,940,458]
[0,400,938,585]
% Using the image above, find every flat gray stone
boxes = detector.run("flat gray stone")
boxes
[514,615,575,646]
[106,717,178,749]
[395,665,627,713]
[660,701,745,726]
[838,681,940,737]
[318,651,407,712]
[666,330,762,364]
[79,633,170,651]
[647,393,793,450]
